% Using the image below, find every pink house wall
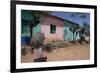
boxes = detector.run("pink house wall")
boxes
[41,15,64,42]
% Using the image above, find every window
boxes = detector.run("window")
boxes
[50,24,56,33]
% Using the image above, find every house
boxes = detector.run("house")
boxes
[21,10,80,45]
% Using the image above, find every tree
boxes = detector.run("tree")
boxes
[69,13,81,41]
[29,11,51,38]
[29,11,41,38]
[78,23,90,44]
[80,23,89,36]
[69,24,80,41]
[70,13,89,43]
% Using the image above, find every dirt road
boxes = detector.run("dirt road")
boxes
[21,44,90,63]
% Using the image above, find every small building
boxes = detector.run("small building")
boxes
[21,10,80,45]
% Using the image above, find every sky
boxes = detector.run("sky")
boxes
[50,11,90,26]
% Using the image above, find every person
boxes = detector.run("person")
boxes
[33,47,47,62]
[30,32,47,62]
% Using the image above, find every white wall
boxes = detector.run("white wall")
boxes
[0,0,99,73]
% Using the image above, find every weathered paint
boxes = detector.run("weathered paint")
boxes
[64,21,80,41]
[32,23,41,36]
[21,11,80,44]
[21,20,30,37]
[41,15,64,42]
[64,26,73,41]
[21,10,33,45]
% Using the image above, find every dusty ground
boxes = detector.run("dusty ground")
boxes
[21,43,90,63]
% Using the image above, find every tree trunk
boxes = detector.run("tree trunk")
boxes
[73,32,74,41]
[30,27,33,38]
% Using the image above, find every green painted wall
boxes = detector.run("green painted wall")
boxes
[32,24,41,36]
[21,20,30,36]
[21,22,41,37]
[64,25,73,41]
[21,10,41,37]
[64,21,80,41]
